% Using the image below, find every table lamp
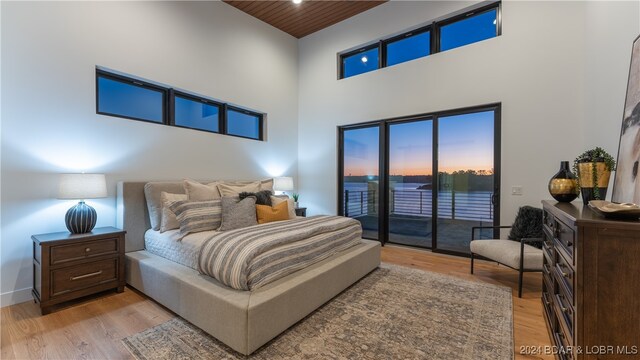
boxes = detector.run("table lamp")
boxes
[58,173,107,234]
[273,176,294,195]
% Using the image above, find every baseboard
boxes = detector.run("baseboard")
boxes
[1,287,33,308]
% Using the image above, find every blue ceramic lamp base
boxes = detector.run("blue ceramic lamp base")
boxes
[65,201,97,234]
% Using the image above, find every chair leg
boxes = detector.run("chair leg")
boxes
[470,252,474,274]
[518,269,524,298]
[518,239,525,298]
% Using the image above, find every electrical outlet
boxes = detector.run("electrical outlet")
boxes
[511,186,523,196]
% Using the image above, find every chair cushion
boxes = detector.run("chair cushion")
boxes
[470,239,543,270]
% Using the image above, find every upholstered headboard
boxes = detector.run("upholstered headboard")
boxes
[116,179,274,253]
[117,182,152,252]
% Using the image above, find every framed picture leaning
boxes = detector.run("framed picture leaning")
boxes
[613,34,640,204]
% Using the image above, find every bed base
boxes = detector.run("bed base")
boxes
[126,240,380,355]
[118,181,381,355]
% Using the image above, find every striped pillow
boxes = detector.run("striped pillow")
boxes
[160,192,188,233]
[169,200,222,238]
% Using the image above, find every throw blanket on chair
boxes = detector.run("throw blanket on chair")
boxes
[198,215,362,290]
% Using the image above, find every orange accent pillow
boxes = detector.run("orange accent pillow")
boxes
[256,201,290,224]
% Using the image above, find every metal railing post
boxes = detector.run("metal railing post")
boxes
[451,190,455,220]
[489,193,493,220]
[390,189,395,213]
[360,191,364,215]
[344,190,349,217]
[419,191,423,214]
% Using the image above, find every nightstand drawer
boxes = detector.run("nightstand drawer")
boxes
[50,238,118,265]
[51,258,118,296]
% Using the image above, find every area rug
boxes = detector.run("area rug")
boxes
[122,264,513,359]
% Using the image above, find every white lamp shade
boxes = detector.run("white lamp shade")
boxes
[273,177,294,191]
[58,174,108,199]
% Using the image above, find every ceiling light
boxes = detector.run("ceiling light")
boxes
[361,56,368,63]
[292,0,302,4]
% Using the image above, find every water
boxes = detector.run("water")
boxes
[343,182,493,221]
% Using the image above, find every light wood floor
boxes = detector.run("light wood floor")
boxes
[1,246,552,359]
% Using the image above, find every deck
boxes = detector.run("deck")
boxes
[355,214,495,253]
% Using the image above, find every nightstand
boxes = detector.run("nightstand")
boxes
[295,207,307,217]
[32,226,126,315]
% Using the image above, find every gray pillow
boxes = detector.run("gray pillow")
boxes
[219,197,257,231]
[169,200,222,238]
[144,181,186,231]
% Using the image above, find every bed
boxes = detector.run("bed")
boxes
[116,181,381,355]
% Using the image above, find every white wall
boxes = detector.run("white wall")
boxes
[298,1,639,224]
[584,1,640,164]
[0,1,298,306]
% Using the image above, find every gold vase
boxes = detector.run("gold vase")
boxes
[577,161,611,205]
[548,161,579,202]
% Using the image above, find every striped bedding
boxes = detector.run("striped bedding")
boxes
[198,215,362,290]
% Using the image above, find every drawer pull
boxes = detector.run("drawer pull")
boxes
[561,306,568,313]
[562,271,569,278]
[85,248,91,252]
[70,270,102,281]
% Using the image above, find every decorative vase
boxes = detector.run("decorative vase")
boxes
[548,161,579,203]
[577,161,611,205]
[65,201,98,234]
[294,201,299,208]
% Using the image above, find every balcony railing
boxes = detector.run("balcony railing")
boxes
[344,189,493,221]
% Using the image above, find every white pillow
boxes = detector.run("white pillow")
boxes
[217,182,261,197]
[160,192,188,232]
[271,196,296,219]
[183,179,221,201]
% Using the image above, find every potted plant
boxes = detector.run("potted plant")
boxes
[292,193,300,208]
[572,147,616,205]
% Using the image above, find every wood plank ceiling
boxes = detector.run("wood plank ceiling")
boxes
[223,0,387,38]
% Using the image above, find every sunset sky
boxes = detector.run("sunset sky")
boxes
[344,110,494,177]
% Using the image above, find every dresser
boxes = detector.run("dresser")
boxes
[32,227,126,315]
[542,201,640,360]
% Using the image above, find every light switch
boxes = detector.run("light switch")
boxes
[512,186,523,196]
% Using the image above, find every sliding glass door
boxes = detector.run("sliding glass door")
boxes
[338,104,500,256]
[435,110,497,253]
[388,119,433,248]
[340,125,381,240]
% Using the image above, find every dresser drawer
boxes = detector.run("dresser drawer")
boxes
[543,263,554,294]
[553,331,574,360]
[553,288,574,341]
[51,258,118,296]
[554,250,574,301]
[50,238,119,265]
[542,240,554,266]
[543,210,555,232]
[554,221,575,262]
[542,290,555,329]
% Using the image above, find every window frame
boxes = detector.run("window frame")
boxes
[434,2,502,53]
[169,89,224,134]
[95,69,169,125]
[338,42,381,79]
[225,105,264,141]
[338,1,501,79]
[381,24,433,68]
[95,68,268,142]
